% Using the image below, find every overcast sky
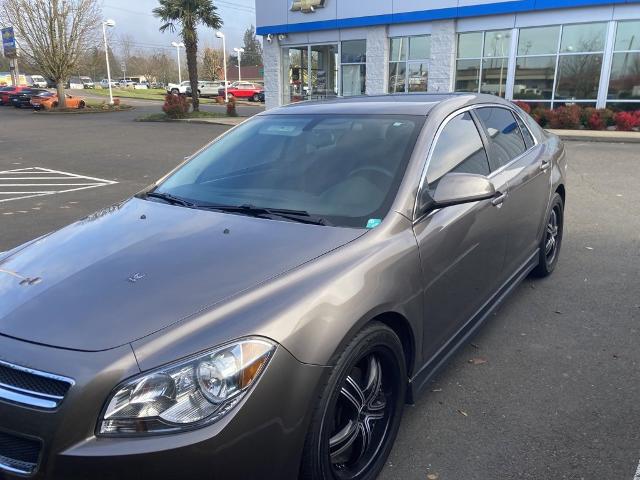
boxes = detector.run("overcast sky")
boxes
[101,0,257,56]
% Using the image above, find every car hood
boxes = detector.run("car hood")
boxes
[0,198,364,351]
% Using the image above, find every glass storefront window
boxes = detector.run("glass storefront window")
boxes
[458,32,483,58]
[480,57,508,96]
[555,54,603,100]
[341,40,366,63]
[560,22,606,53]
[389,35,430,93]
[389,62,407,93]
[409,36,431,60]
[341,40,366,96]
[483,30,511,58]
[390,37,407,62]
[310,44,338,100]
[518,26,560,56]
[455,59,481,92]
[513,56,556,100]
[615,21,640,52]
[609,53,640,100]
[283,46,309,104]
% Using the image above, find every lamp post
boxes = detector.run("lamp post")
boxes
[233,47,245,82]
[102,19,116,105]
[172,42,185,83]
[216,31,228,101]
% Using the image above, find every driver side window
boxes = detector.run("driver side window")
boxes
[426,112,490,189]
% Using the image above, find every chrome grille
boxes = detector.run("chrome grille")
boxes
[0,360,73,409]
[0,430,41,475]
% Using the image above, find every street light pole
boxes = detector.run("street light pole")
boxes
[102,19,116,105]
[234,47,245,82]
[172,42,185,84]
[216,32,227,101]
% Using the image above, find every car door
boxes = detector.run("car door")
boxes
[413,110,510,361]
[474,106,551,276]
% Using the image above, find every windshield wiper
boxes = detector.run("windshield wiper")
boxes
[199,204,330,226]
[142,191,195,208]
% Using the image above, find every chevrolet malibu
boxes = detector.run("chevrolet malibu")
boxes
[0,93,566,480]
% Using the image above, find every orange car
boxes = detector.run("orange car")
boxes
[31,92,86,110]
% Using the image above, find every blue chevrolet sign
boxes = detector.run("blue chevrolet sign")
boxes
[2,27,17,58]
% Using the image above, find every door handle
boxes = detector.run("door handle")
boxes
[491,192,507,207]
[540,159,551,171]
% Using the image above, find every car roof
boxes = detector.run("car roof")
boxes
[262,93,513,116]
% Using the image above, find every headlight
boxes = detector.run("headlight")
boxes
[98,338,275,435]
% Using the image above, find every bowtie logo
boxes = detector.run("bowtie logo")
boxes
[291,0,326,13]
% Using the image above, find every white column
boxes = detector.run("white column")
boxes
[263,37,283,110]
[366,26,389,95]
[428,20,457,93]
[597,20,617,109]
[505,28,519,101]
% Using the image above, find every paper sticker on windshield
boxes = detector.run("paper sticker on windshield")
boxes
[366,218,382,229]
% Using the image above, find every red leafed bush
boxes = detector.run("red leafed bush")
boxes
[546,105,582,129]
[513,101,531,114]
[613,111,640,131]
[587,113,606,130]
[162,93,190,119]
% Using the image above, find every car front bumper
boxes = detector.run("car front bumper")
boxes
[0,334,328,480]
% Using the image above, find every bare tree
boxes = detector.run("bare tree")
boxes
[201,47,223,81]
[1,0,100,107]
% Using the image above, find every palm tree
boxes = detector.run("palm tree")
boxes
[153,0,222,111]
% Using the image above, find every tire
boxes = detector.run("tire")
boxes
[531,192,564,277]
[171,88,179,94]
[78,101,86,109]
[252,93,260,102]
[300,322,406,480]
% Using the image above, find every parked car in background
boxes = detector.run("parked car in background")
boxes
[0,94,566,480]
[0,86,29,105]
[68,77,85,89]
[80,76,95,89]
[29,75,48,88]
[219,81,265,101]
[133,82,149,90]
[10,88,49,108]
[46,78,57,88]
[167,80,191,94]
[185,81,228,98]
[100,78,119,89]
[31,92,86,111]
[119,78,136,88]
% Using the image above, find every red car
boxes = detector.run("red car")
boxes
[218,81,264,102]
[0,86,29,106]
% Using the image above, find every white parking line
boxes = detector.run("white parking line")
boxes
[634,460,640,480]
[0,167,117,203]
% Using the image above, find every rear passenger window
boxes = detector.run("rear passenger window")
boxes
[515,115,535,149]
[475,107,526,169]
[426,112,490,187]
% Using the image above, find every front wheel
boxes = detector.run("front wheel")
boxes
[532,192,564,277]
[78,101,86,109]
[300,322,406,480]
[171,88,179,94]
[252,93,260,102]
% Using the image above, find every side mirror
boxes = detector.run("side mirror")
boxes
[419,173,496,212]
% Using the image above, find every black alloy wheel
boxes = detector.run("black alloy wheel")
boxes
[532,192,564,277]
[301,322,406,480]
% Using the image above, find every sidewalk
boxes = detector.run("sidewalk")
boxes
[547,129,640,143]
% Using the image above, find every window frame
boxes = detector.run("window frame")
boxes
[606,20,640,109]
[413,104,539,222]
[472,106,529,171]
[388,35,431,94]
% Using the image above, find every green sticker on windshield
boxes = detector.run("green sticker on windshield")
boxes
[366,218,382,229]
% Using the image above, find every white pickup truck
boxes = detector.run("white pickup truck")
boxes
[166,81,192,94]
[167,80,231,97]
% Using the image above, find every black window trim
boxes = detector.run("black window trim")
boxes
[413,102,539,222]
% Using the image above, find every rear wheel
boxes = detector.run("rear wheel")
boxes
[300,322,406,480]
[532,192,564,277]
[171,88,179,94]
[78,101,86,109]
[252,93,260,102]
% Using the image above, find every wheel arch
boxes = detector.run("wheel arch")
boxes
[555,183,566,206]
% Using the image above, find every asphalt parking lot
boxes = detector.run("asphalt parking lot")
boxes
[1,104,639,479]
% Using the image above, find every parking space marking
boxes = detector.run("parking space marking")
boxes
[0,167,117,203]
[634,460,640,480]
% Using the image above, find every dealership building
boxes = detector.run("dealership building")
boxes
[255,0,640,111]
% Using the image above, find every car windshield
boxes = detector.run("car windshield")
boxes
[154,114,423,228]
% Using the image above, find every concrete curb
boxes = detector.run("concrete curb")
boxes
[547,129,640,144]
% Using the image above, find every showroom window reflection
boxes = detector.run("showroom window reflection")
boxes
[608,20,640,110]
[389,35,430,93]
[456,30,511,97]
[341,40,366,96]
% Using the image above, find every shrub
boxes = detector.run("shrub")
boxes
[613,111,640,131]
[546,105,582,129]
[513,100,531,114]
[162,93,190,119]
